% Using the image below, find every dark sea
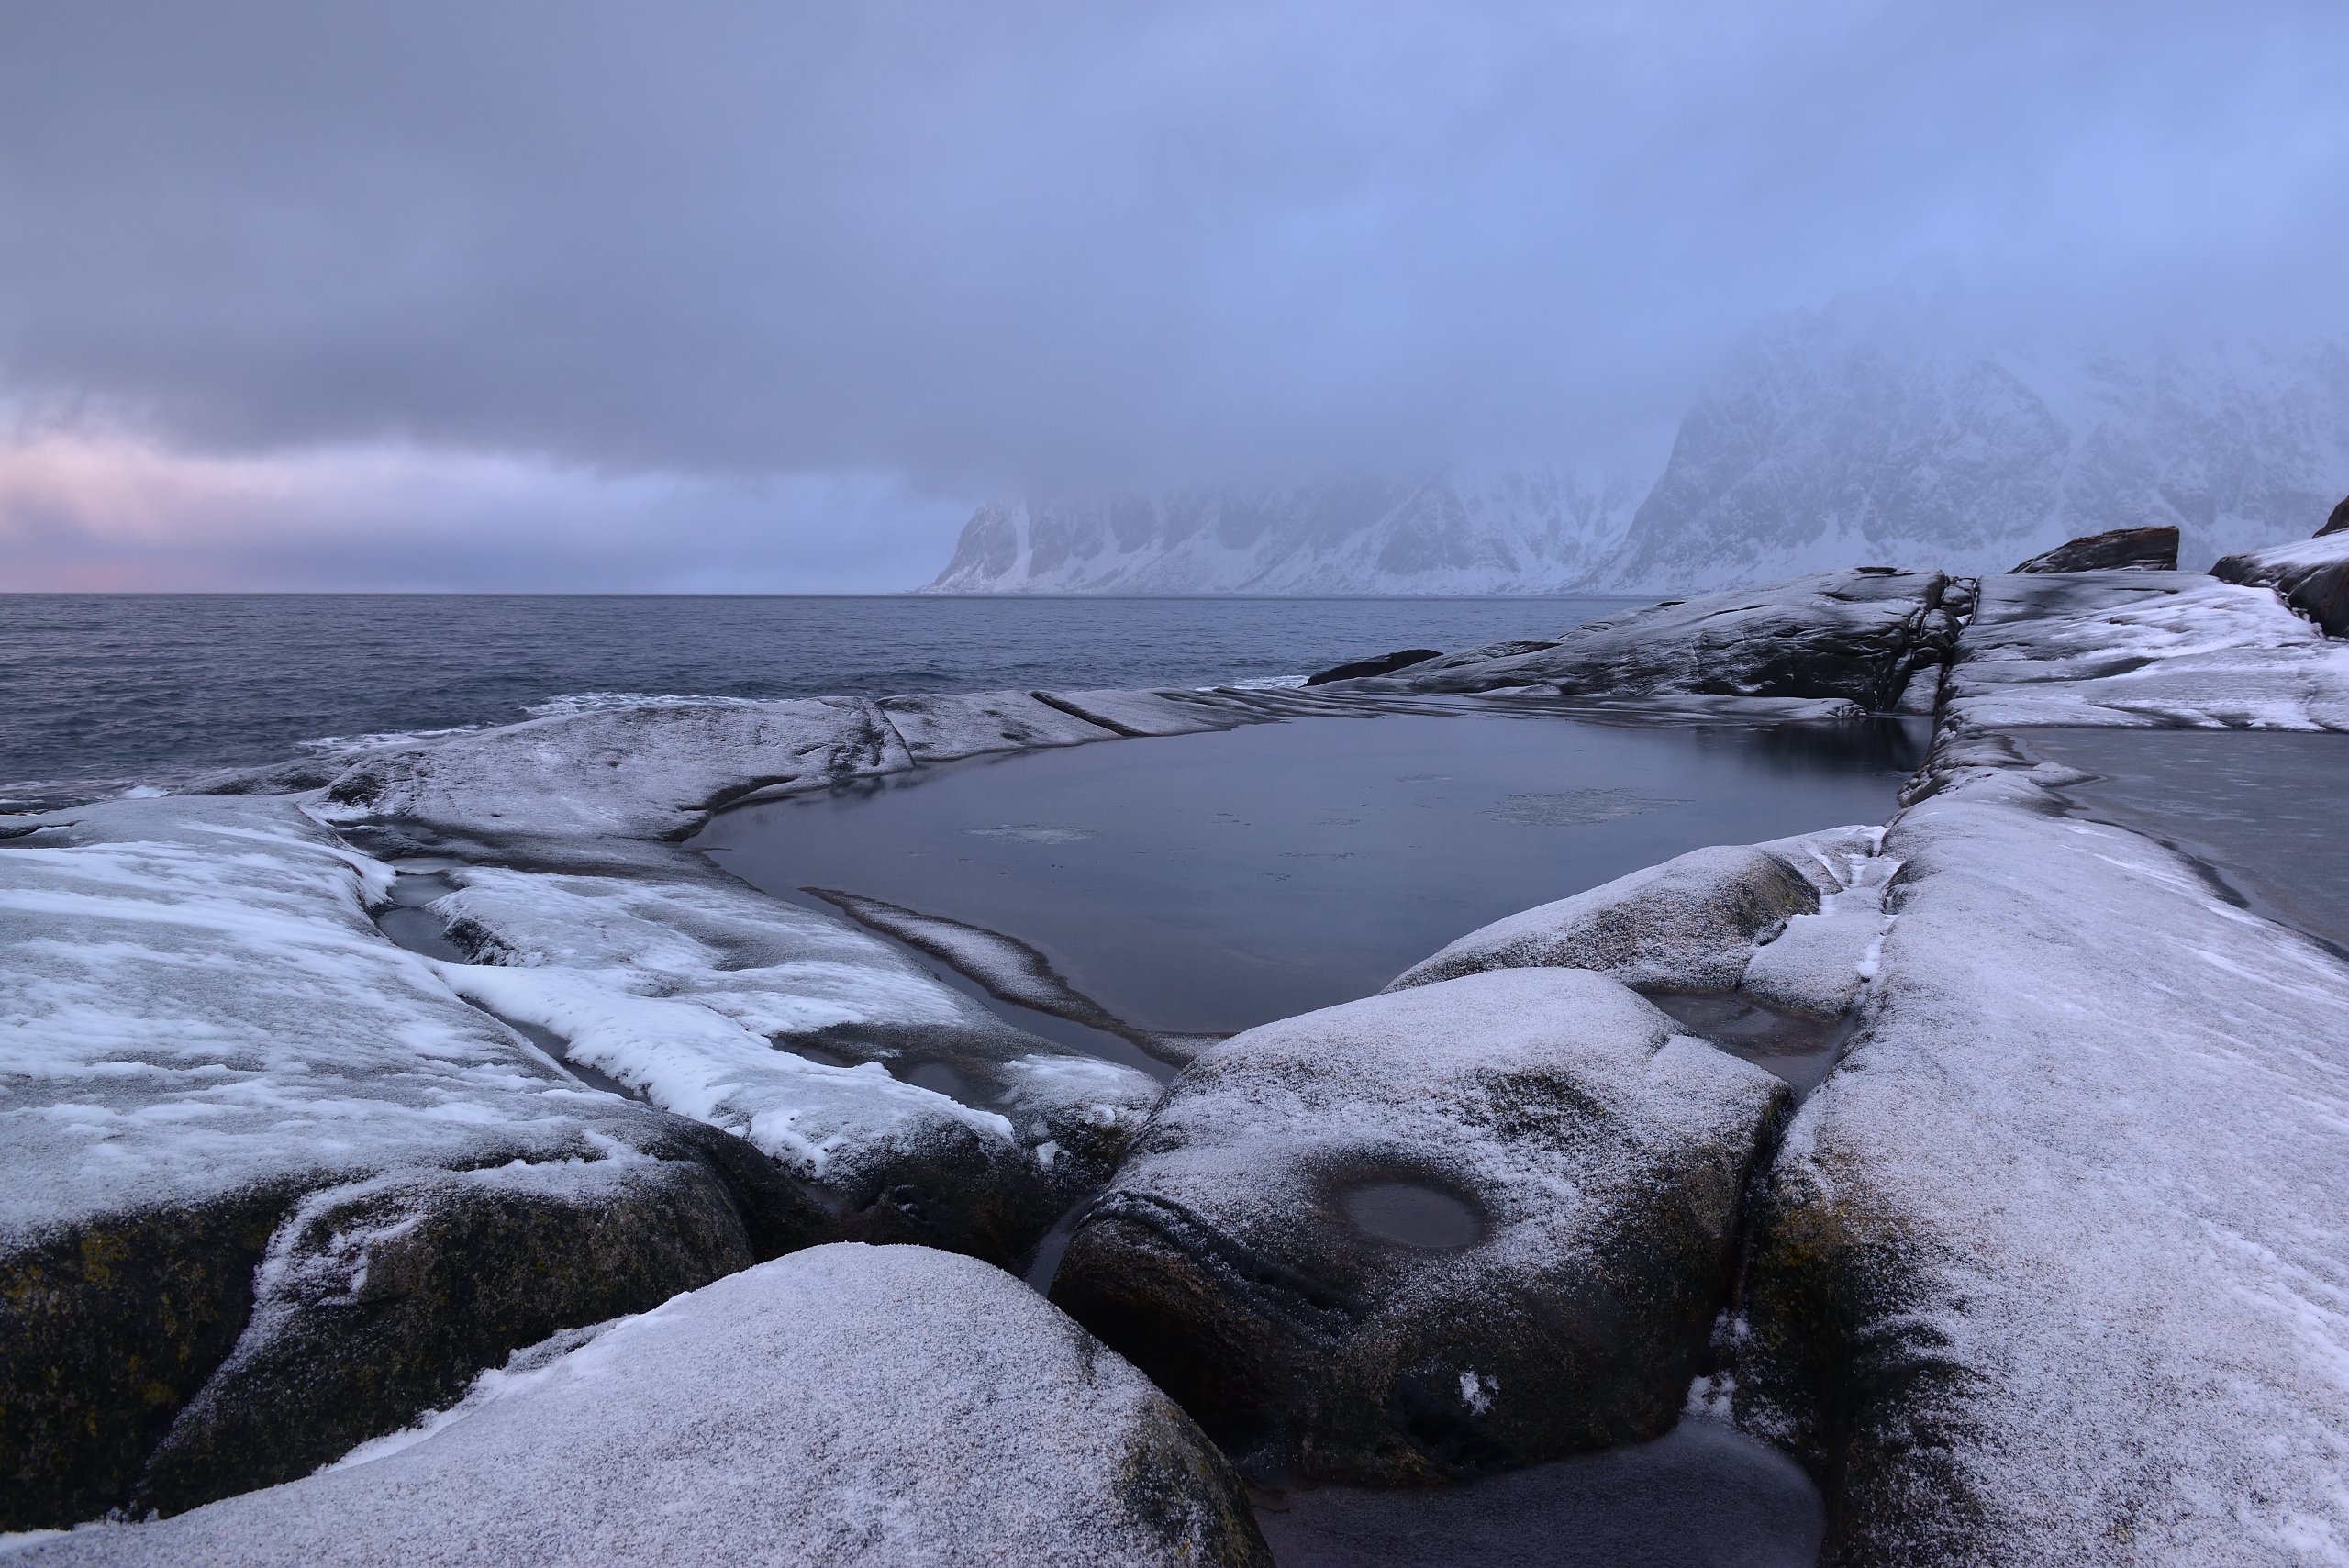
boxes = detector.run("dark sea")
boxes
[0,593,1634,791]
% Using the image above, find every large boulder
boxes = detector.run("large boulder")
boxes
[2007,526,2178,573]
[1050,970,1785,1485]
[2212,528,2349,638]
[20,1245,1273,1568]
[1387,828,1876,995]
[2321,494,2348,537]
[0,796,820,1528]
[1736,765,2349,1565]
[1369,569,1966,712]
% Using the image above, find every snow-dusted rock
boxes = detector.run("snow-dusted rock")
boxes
[1943,570,2349,730]
[1387,828,1879,996]
[1030,687,1274,738]
[315,695,912,844]
[130,1156,751,1518]
[1050,971,1785,1485]
[874,689,1122,762]
[2212,528,2349,637]
[1375,570,1965,712]
[1737,765,2349,1566]
[1735,847,1896,1020]
[2008,525,2177,573]
[17,1244,1273,1568]
[0,796,809,1528]
[424,859,1162,1260]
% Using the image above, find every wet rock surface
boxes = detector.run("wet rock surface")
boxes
[20,1245,1274,1568]
[2007,525,2178,573]
[1305,648,1443,685]
[1364,569,1967,712]
[1051,970,1785,1486]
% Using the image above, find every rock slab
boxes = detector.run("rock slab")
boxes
[2007,526,2178,573]
[1737,765,2349,1566]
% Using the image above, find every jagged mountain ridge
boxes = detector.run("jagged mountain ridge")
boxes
[926,471,1645,595]
[924,320,2349,594]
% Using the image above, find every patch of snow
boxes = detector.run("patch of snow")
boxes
[424,860,1160,1196]
[1943,571,2349,731]
[0,796,650,1238]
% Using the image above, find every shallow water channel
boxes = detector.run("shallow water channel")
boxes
[696,707,1919,1568]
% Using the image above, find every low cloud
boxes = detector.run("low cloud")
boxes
[3,1,2343,586]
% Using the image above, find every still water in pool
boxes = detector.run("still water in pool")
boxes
[697,708,1922,1040]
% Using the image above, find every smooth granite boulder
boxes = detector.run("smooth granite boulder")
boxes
[1737,766,2349,1565]
[1387,828,1876,995]
[1370,569,1964,712]
[21,1245,1273,1568]
[1051,970,1785,1485]
[2007,525,2178,573]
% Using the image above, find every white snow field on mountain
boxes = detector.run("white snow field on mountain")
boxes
[928,315,2349,595]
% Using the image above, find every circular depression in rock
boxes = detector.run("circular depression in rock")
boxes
[1335,1181,1484,1251]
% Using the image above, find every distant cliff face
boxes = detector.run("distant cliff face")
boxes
[924,472,1646,594]
[925,318,2349,594]
[1607,321,2349,589]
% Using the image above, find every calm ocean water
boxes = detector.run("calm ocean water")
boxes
[0,594,1632,789]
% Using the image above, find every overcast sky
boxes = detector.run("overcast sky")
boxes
[3,0,2343,590]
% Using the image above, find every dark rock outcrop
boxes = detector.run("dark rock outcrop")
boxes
[2007,526,2178,573]
[1377,570,1966,712]
[129,1151,755,1516]
[2211,530,2349,638]
[1050,970,1784,1485]
[2321,494,2349,537]
[21,1246,1274,1568]
[1306,649,1442,685]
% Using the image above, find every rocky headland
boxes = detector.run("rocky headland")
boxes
[6,516,2349,1564]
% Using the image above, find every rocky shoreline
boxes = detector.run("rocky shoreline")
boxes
[6,523,2348,1563]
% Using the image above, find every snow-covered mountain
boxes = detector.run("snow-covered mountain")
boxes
[923,316,2349,594]
[924,470,1647,595]
[1609,317,2349,591]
